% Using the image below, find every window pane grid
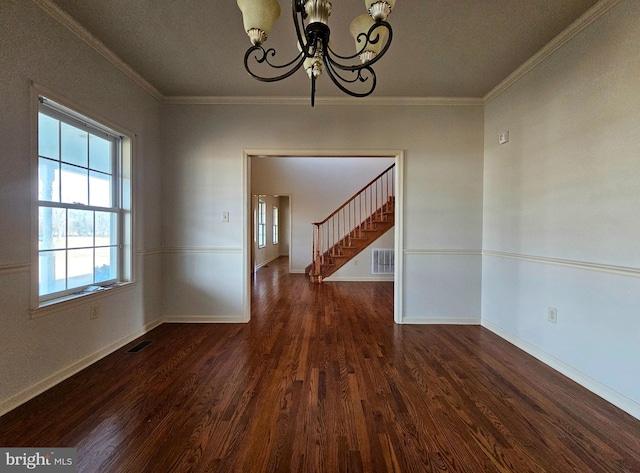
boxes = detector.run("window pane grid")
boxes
[272,206,279,244]
[38,205,119,295]
[37,110,118,210]
[258,200,266,248]
[38,157,59,203]
[37,101,122,302]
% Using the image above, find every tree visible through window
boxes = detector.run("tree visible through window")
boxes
[37,97,127,302]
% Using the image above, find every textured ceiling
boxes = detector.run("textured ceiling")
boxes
[47,0,600,99]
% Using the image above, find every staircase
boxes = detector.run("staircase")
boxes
[306,164,395,283]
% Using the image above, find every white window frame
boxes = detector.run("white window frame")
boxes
[258,199,267,249]
[31,89,134,315]
[272,205,279,245]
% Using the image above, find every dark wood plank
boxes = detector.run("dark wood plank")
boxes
[1,256,639,472]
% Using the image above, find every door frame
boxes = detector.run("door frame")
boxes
[242,149,404,324]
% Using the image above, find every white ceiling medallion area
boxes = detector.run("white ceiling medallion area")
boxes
[32,0,621,106]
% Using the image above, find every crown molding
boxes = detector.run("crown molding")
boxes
[163,95,484,106]
[33,0,619,108]
[32,0,164,102]
[483,0,623,104]
[163,96,309,106]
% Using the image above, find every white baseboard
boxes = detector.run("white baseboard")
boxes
[254,254,281,271]
[481,319,640,420]
[0,318,163,417]
[401,317,480,325]
[163,315,247,324]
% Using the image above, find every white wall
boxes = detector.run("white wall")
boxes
[162,103,484,322]
[0,1,163,414]
[482,0,640,417]
[327,228,394,282]
[279,196,290,256]
[251,156,395,277]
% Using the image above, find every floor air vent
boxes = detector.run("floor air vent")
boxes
[371,249,394,275]
[127,340,154,353]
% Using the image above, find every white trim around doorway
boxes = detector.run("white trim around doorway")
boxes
[242,149,405,324]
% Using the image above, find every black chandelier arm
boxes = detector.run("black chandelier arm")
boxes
[323,60,377,98]
[293,0,307,20]
[292,0,317,58]
[324,56,369,85]
[292,0,306,52]
[327,21,393,69]
[243,45,306,82]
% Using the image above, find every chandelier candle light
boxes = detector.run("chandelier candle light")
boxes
[237,0,397,106]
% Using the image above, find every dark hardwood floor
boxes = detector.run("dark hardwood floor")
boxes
[1,256,639,472]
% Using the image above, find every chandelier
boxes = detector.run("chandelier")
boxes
[236,0,397,106]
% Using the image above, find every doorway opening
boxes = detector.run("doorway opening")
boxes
[243,150,404,324]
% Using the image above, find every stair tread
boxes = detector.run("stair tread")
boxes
[309,176,396,282]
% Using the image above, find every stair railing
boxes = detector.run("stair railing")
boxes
[311,163,395,282]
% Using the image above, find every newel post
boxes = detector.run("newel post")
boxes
[311,223,323,283]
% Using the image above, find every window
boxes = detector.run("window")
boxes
[258,199,266,248]
[272,206,279,244]
[36,96,131,305]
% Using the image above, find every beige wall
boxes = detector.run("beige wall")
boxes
[0,1,163,414]
[482,0,640,416]
[279,196,291,257]
[161,103,485,323]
